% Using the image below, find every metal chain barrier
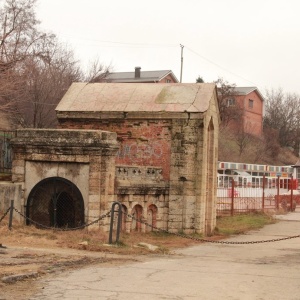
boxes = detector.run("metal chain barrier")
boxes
[0,207,11,224]
[124,212,300,245]
[6,205,300,244]
[13,207,111,231]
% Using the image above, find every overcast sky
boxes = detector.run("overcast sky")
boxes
[36,0,300,95]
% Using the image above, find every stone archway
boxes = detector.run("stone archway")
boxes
[121,204,128,232]
[11,128,119,232]
[147,204,158,232]
[131,204,143,232]
[26,177,84,228]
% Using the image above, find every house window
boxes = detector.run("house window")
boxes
[248,99,254,108]
[166,79,171,83]
[227,98,235,106]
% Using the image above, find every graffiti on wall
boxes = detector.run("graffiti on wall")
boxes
[117,141,163,160]
[113,121,171,179]
[116,139,170,180]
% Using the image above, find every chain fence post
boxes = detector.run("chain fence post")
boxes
[290,175,294,211]
[231,178,234,216]
[109,201,122,244]
[8,200,14,230]
[262,174,265,211]
[276,175,280,209]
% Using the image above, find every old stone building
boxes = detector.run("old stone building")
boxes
[10,129,118,228]
[7,83,219,235]
[53,82,220,235]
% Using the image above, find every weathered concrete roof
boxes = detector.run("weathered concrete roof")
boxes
[56,82,216,113]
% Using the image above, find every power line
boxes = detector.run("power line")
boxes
[56,35,258,86]
[185,46,257,86]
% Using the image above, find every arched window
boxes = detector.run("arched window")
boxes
[121,204,128,232]
[131,204,143,232]
[147,204,158,232]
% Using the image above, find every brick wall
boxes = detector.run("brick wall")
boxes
[57,95,219,235]
[57,105,219,234]
[234,91,263,137]
[59,119,172,181]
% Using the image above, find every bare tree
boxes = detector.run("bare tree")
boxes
[214,77,243,127]
[234,121,253,156]
[19,40,83,128]
[0,0,111,128]
[264,88,300,155]
[0,0,41,102]
[0,0,46,125]
[262,127,280,160]
[84,57,112,83]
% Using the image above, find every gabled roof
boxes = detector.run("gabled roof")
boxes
[233,87,265,101]
[103,70,179,83]
[56,82,216,113]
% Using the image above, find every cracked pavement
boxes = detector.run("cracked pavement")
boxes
[29,212,300,300]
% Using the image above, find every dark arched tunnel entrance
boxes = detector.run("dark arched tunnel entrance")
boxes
[26,177,85,229]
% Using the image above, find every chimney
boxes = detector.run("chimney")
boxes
[135,67,141,78]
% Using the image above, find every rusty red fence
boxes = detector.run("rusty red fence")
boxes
[217,177,299,216]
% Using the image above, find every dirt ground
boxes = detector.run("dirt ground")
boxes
[0,246,134,300]
[0,222,202,300]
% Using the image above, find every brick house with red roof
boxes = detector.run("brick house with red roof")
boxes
[227,87,264,137]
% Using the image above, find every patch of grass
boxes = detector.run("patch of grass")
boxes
[112,241,127,247]
[149,231,170,238]
[155,245,170,255]
[215,212,276,236]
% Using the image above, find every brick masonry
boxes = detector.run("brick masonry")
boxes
[58,112,219,235]
[7,83,220,236]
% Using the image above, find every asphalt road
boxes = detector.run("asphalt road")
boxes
[30,211,300,300]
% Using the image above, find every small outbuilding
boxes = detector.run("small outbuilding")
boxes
[54,82,220,235]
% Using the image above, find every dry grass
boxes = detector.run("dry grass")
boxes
[0,212,276,255]
[0,222,200,255]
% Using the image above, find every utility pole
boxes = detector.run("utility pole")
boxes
[180,44,184,83]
